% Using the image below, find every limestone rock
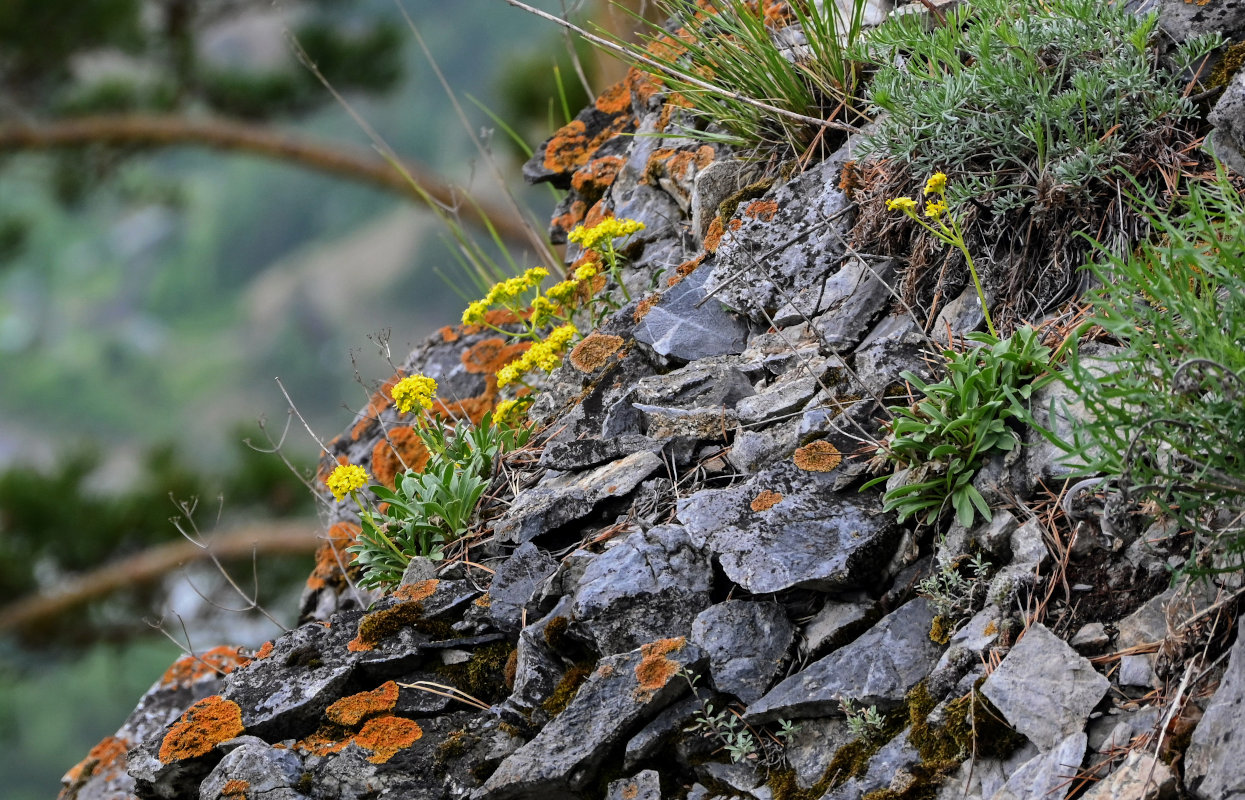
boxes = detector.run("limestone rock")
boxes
[634,263,751,362]
[607,770,664,800]
[691,601,794,704]
[486,543,558,633]
[1083,751,1176,800]
[1185,618,1245,800]
[198,737,309,800]
[989,732,1087,800]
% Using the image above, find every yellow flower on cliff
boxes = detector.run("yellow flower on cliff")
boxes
[326,464,369,502]
[391,374,438,415]
[545,279,580,306]
[886,197,918,213]
[530,295,556,328]
[462,299,488,326]
[493,397,532,426]
[573,263,599,281]
[567,217,646,251]
[925,200,948,219]
[924,172,947,195]
[496,362,523,389]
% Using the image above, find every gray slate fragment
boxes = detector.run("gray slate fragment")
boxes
[691,601,794,704]
[1117,654,1155,688]
[1083,751,1176,800]
[487,542,557,633]
[479,640,705,799]
[539,434,664,471]
[625,695,703,769]
[634,265,750,362]
[572,525,713,655]
[981,624,1109,751]
[199,737,308,800]
[1185,618,1245,800]
[1070,622,1110,653]
[493,450,664,543]
[801,597,875,657]
[784,717,853,789]
[989,732,1087,800]
[746,599,943,724]
[634,356,756,409]
[820,730,921,800]
[808,257,897,351]
[728,419,800,474]
[735,375,819,427]
[677,460,900,594]
[607,770,664,800]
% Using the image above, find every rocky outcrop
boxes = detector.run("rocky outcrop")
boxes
[60,2,1245,799]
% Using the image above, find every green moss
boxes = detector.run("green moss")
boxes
[435,642,517,705]
[929,616,952,645]
[543,616,571,651]
[716,177,776,226]
[296,771,314,794]
[355,600,426,647]
[1209,40,1245,90]
[434,729,476,776]
[541,661,595,717]
[769,708,909,800]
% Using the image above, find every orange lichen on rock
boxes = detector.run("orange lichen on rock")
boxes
[326,681,400,727]
[553,199,589,235]
[158,696,245,763]
[704,217,742,253]
[744,199,779,221]
[569,333,625,373]
[750,490,784,512]
[221,779,249,798]
[394,579,440,604]
[353,716,423,764]
[371,427,432,490]
[347,598,427,652]
[667,254,707,287]
[793,440,842,472]
[594,77,633,115]
[543,117,632,175]
[634,637,686,701]
[160,645,250,688]
[254,641,274,660]
[62,735,129,785]
[462,337,531,375]
[306,521,361,592]
[634,294,661,324]
[571,156,627,199]
[439,325,460,343]
[351,372,405,441]
[295,725,351,757]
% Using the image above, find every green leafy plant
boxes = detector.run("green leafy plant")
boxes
[839,698,886,742]
[610,0,873,151]
[850,0,1222,325]
[1063,168,1245,575]
[917,552,991,622]
[866,328,1057,528]
[681,669,798,765]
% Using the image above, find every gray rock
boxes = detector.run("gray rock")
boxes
[572,525,713,655]
[1132,0,1245,48]
[691,601,794,704]
[199,737,308,800]
[1117,654,1155,688]
[850,313,934,396]
[932,285,986,337]
[1115,579,1217,650]
[699,761,769,799]
[1070,623,1110,653]
[784,717,853,789]
[634,266,751,362]
[624,695,703,769]
[634,403,737,441]
[493,450,664,543]
[989,732,1087,800]
[607,769,664,800]
[708,145,856,326]
[820,730,921,800]
[480,639,705,799]
[677,460,900,594]
[1083,751,1176,800]
[728,419,800,474]
[1185,618,1245,800]
[935,606,1001,671]
[735,375,820,427]
[981,624,1109,751]
[935,742,1039,800]
[634,355,757,410]
[503,597,576,723]
[746,599,943,724]
[692,159,756,241]
[801,596,876,657]
[539,434,664,471]
[808,257,898,352]
[942,509,1019,563]
[487,543,558,633]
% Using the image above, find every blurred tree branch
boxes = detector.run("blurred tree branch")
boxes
[0,518,319,637]
[0,114,535,247]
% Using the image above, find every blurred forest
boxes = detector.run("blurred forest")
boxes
[0,0,626,796]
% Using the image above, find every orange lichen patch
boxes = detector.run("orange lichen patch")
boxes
[569,333,625,373]
[222,779,249,798]
[543,116,632,175]
[595,77,634,114]
[744,200,779,221]
[668,146,716,182]
[462,337,530,375]
[306,521,361,592]
[62,735,129,785]
[160,646,250,688]
[571,156,627,199]
[983,619,998,636]
[667,254,707,287]
[439,325,460,343]
[704,218,742,253]
[474,593,492,607]
[371,427,432,490]
[793,440,842,472]
[254,641,274,660]
[634,638,686,701]
[350,372,406,441]
[295,725,351,757]
[394,579,440,604]
[354,716,423,764]
[504,649,519,690]
[158,696,245,763]
[326,681,400,727]
[622,783,639,800]
[838,159,861,199]
[634,294,661,324]
[750,490,784,512]
[627,66,661,108]
[553,199,589,235]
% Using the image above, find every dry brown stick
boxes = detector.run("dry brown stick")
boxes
[0,519,320,633]
[0,114,535,248]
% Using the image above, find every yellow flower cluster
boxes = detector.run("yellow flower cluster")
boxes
[326,463,369,502]
[573,263,599,281]
[886,197,917,213]
[889,172,951,220]
[496,324,579,388]
[545,279,580,306]
[461,267,549,326]
[391,374,438,415]
[567,217,645,251]
[493,396,533,426]
[924,172,947,195]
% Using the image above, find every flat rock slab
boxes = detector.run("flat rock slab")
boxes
[493,450,664,543]
[746,598,943,724]
[981,624,1109,751]
[1185,618,1245,800]
[691,600,794,704]
[990,732,1087,800]
[487,542,558,633]
[607,769,663,800]
[571,525,714,655]
[480,638,705,799]
[1083,751,1176,800]
[633,264,750,362]
[677,460,899,594]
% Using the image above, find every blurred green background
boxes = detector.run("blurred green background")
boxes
[0,0,613,795]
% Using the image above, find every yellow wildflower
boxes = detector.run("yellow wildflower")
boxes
[886,197,918,213]
[567,217,646,251]
[925,200,948,219]
[530,295,556,328]
[496,362,524,389]
[573,264,598,281]
[924,172,947,196]
[545,279,580,306]
[326,464,369,502]
[391,374,438,415]
[462,299,488,326]
[523,267,550,284]
[494,397,532,426]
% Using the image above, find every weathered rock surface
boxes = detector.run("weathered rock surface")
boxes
[691,600,794,704]
[1185,618,1245,800]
